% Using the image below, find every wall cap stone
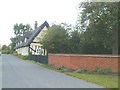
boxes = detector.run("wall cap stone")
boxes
[49,54,120,58]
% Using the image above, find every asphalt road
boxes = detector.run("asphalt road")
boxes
[0,54,2,89]
[2,54,104,88]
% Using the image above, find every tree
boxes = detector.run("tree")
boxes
[2,45,10,54]
[12,23,32,53]
[40,24,70,53]
[9,37,17,53]
[14,23,32,37]
[118,2,120,54]
[69,30,81,53]
[78,2,118,54]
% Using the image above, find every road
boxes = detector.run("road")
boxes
[0,54,2,89]
[2,54,104,88]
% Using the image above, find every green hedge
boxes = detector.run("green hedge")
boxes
[2,50,10,54]
[13,51,29,60]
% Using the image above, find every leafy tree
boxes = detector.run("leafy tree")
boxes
[12,23,32,53]
[14,23,32,37]
[2,45,10,54]
[78,2,118,54]
[118,1,120,54]
[0,44,1,52]
[69,30,81,53]
[9,37,17,53]
[40,24,70,53]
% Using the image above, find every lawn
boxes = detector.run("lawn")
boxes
[65,72,118,88]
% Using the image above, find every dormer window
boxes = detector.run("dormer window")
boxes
[25,38,27,42]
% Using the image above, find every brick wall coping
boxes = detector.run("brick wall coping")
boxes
[49,54,120,58]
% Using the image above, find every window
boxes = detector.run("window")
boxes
[35,45,37,51]
[25,38,27,42]
[20,41,22,44]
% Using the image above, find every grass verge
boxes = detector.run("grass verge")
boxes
[65,72,118,88]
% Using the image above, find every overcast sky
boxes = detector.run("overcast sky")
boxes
[0,0,83,45]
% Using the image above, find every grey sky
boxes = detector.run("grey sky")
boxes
[0,0,82,45]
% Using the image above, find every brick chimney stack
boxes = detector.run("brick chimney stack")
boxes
[34,21,38,29]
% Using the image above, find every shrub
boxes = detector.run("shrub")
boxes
[56,65,69,72]
[14,53,29,60]
[75,66,112,74]
[21,55,28,60]
[76,67,88,73]
[95,66,111,74]
[57,65,65,70]
[95,66,101,73]
[2,50,10,54]
[100,67,111,74]
[23,56,29,60]
[13,51,18,56]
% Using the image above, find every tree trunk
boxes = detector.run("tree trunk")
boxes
[112,43,118,54]
[112,25,118,55]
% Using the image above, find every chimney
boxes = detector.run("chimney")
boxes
[34,21,38,29]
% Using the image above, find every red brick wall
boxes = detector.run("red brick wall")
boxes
[48,54,119,72]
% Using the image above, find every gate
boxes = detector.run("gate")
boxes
[29,55,48,64]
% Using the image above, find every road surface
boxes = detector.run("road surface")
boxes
[2,54,104,88]
[0,54,2,89]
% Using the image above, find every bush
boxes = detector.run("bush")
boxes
[100,67,111,74]
[17,54,28,60]
[76,67,88,73]
[95,66,111,74]
[57,65,65,70]
[13,51,18,56]
[2,50,10,54]
[21,55,28,60]
[56,65,69,72]
[13,51,29,60]
[95,66,101,73]
[75,66,112,75]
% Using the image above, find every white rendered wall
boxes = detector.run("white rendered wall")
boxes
[21,47,29,56]
[16,47,29,56]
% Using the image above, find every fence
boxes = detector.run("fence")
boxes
[29,55,48,64]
